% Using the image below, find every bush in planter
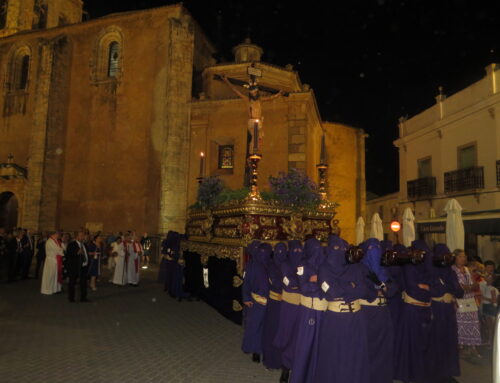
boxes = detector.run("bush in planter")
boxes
[196,176,225,209]
[269,168,321,210]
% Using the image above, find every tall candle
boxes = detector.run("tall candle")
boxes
[320,134,326,164]
[199,152,205,177]
[253,120,259,153]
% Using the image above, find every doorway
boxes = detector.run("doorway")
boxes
[0,192,18,230]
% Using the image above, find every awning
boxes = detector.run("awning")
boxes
[416,210,500,235]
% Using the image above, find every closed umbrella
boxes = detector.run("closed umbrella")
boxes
[444,199,465,252]
[355,217,365,245]
[402,207,416,247]
[370,213,384,241]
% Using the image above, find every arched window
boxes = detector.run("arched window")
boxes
[3,45,31,116]
[92,27,123,82]
[17,55,30,90]
[107,41,120,77]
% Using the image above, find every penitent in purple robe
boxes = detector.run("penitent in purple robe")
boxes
[158,232,174,283]
[428,244,464,382]
[360,238,399,383]
[387,242,406,325]
[262,243,287,369]
[273,240,304,369]
[290,238,325,383]
[242,242,271,354]
[314,236,373,383]
[394,240,433,382]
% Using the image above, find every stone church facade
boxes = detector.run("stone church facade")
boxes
[0,1,365,242]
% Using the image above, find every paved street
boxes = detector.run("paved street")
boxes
[0,267,279,383]
[0,267,493,383]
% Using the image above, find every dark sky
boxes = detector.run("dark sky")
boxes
[84,0,500,196]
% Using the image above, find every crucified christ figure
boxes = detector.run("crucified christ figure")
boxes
[220,74,283,154]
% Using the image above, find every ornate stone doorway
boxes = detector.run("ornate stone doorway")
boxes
[0,191,18,230]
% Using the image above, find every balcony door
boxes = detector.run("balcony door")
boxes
[418,157,432,179]
[458,144,476,169]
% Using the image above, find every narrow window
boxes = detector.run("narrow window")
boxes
[417,157,432,178]
[458,144,476,169]
[108,42,120,78]
[32,0,47,29]
[0,0,7,30]
[218,145,234,169]
[18,55,30,90]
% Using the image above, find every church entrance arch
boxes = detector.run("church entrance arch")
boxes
[0,191,18,230]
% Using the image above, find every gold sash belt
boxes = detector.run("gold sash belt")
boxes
[432,293,455,304]
[282,290,301,305]
[300,296,328,311]
[402,291,431,307]
[251,292,267,306]
[269,290,282,301]
[327,299,361,313]
[359,297,388,306]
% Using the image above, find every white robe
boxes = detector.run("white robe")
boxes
[40,238,63,295]
[112,242,127,285]
[126,242,140,285]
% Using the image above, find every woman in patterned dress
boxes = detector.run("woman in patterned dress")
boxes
[452,249,482,358]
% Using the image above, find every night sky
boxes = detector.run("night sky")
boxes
[84,0,500,197]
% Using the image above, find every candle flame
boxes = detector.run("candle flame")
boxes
[200,152,204,157]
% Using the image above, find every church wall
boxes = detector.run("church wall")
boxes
[0,5,209,234]
[324,122,365,244]
[58,10,181,234]
[189,97,289,205]
[0,39,38,169]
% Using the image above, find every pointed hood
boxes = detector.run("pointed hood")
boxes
[288,240,304,268]
[380,240,393,252]
[273,242,288,266]
[247,240,261,260]
[255,243,272,265]
[326,235,349,277]
[411,239,434,277]
[361,238,389,282]
[305,238,324,271]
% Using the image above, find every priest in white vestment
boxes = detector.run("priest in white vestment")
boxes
[41,231,64,295]
[126,235,141,286]
[111,237,127,285]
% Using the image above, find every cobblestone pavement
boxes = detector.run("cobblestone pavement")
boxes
[0,267,280,383]
[0,267,493,383]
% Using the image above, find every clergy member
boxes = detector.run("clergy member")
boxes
[40,230,64,295]
[111,236,127,285]
[125,233,141,286]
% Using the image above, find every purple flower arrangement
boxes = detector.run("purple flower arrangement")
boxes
[269,168,321,210]
[192,170,321,211]
[196,176,225,208]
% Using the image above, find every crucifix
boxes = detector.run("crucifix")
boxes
[215,63,288,186]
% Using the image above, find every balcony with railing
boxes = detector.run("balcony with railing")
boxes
[407,177,437,200]
[444,166,484,193]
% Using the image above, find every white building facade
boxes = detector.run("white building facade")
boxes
[367,64,500,262]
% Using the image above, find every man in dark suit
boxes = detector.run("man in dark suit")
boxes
[66,231,89,303]
[20,229,34,279]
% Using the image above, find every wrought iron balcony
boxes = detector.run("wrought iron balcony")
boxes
[444,166,484,193]
[407,177,436,200]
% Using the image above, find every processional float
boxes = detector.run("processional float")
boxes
[181,63,339,322]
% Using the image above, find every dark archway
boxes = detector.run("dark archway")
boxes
[0,192,18,230]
